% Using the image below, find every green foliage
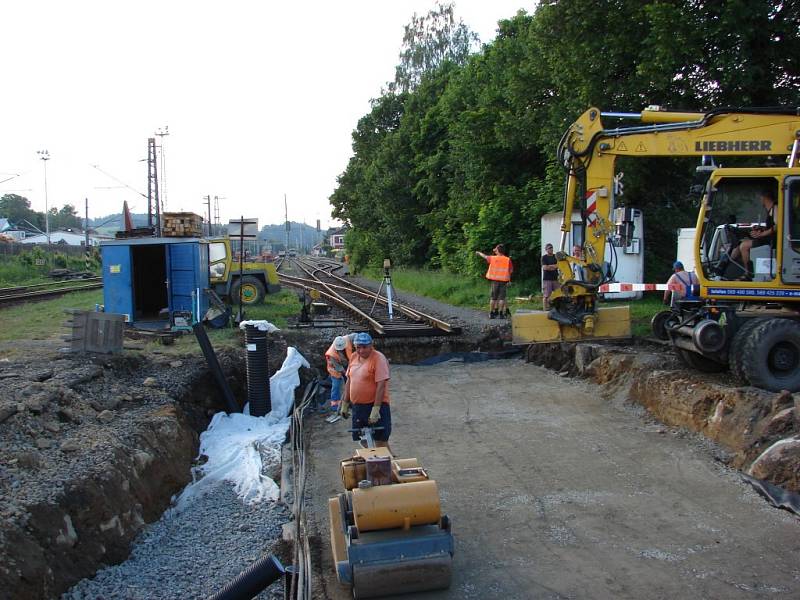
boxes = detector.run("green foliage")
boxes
[391,1,479,94]
[0,248,100,286]
[331,1,800,284]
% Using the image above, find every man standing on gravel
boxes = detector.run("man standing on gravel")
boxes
[339,332,392,449]
[475,244,513,319]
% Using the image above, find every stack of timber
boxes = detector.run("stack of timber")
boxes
[162,212,204,237]
[115,226,155,239]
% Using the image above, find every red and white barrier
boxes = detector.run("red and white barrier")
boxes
[598,282,683,292]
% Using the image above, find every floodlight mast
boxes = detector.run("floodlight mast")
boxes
[36,150,50,244]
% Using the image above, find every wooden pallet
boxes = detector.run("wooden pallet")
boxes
[162,212,203,237]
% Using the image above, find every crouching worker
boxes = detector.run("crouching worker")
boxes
[339,332,392,450]
[324,335,354,413]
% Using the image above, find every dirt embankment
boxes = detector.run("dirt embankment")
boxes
[0,348,244,600]
[527,342,800,492]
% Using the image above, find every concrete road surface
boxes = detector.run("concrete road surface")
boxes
[306,359,800,599]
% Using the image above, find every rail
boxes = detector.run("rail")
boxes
[0,278,104,305]
[275,257,458,337]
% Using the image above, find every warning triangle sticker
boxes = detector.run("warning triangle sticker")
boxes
[617,141,628,151]
[635,142,647,152]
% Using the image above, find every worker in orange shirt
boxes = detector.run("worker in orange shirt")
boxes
[324,335,354,413]
[339,332,392,449]
[475,244,513,319]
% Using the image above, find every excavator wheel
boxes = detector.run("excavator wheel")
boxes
[651,310,678,341]
[728,318,766,385]
[741,318,800,392]
[675,348,726,373]
[231,276,266,305]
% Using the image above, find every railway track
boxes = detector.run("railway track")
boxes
[0,278,103,306]
[275,257,459,337]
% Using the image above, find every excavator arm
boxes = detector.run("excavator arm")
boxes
[513,105,800,344]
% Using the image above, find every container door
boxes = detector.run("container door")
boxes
[101,245,133,320]
[167,243,196,314]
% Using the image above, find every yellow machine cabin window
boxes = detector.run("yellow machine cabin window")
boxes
[702,177,779,282]
[209,242,227,279]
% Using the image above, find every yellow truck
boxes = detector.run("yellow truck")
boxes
[207,237,280,305]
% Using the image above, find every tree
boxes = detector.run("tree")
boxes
[52,204,82,230]
[0,194,36,225]
[390,1,479,93]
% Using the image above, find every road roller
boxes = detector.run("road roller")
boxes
[328,428,454,598]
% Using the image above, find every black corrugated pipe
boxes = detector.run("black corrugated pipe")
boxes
[193,323,240,413]
[206,554,286,600]
[244,324,271,416]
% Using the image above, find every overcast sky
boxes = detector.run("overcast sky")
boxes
[1,1,529,230]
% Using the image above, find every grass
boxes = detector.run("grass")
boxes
[168,289,302,354]
[0,288,301,355]
[360,266,665,338]
[0,251,100,287]
[0,289,104,343]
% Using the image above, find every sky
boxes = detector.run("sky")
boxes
[1,1,530,231]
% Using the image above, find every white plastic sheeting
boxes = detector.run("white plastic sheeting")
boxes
[173,346,310,510]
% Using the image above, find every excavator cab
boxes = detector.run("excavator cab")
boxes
[699,174,781,283]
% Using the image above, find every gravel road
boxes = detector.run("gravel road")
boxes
[307,359,800,600]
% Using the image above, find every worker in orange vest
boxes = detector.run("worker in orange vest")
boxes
[324,335,355,412]
[475,244,513,319]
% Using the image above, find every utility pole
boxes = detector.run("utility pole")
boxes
[147,138,161,235]
[85,197,90,247]
[84,197,91,272]
[203,195,211,236]
[155,126,169,209]
[213,195,221,236]
[37,150,50,244]
[284,193,290,252]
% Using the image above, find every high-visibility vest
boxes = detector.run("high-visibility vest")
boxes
[485,255,512,282]
[325,338,355,378]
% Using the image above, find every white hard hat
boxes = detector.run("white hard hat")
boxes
[333,336,347,351]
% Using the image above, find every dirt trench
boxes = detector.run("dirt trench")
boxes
[0,347,247,600]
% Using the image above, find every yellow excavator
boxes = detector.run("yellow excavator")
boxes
[513,105,800,391]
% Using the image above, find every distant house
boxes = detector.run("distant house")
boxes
[311,242,323,256]
[20,230,110,246]
[0,219,25,241]
[328,226,347,251]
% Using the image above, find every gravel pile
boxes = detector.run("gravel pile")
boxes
[63,483,290,600]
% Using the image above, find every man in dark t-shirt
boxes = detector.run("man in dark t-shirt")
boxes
[541,243,559,310]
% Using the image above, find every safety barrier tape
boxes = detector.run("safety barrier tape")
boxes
[599,282,683,292]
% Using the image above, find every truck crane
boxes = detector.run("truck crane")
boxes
[512,105,800,391]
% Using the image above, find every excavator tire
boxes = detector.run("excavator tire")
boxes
[651,310,679,341]
[728,318,767,385]
[231,276,266,305]
[675,348,726,373]
[741,318,800,392]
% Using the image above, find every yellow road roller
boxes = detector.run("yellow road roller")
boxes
[328,428,454,598]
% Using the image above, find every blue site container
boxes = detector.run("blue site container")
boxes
[100,237,209,328]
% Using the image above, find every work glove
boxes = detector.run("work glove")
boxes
[368,405,381,425]
[339,399,350,419]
